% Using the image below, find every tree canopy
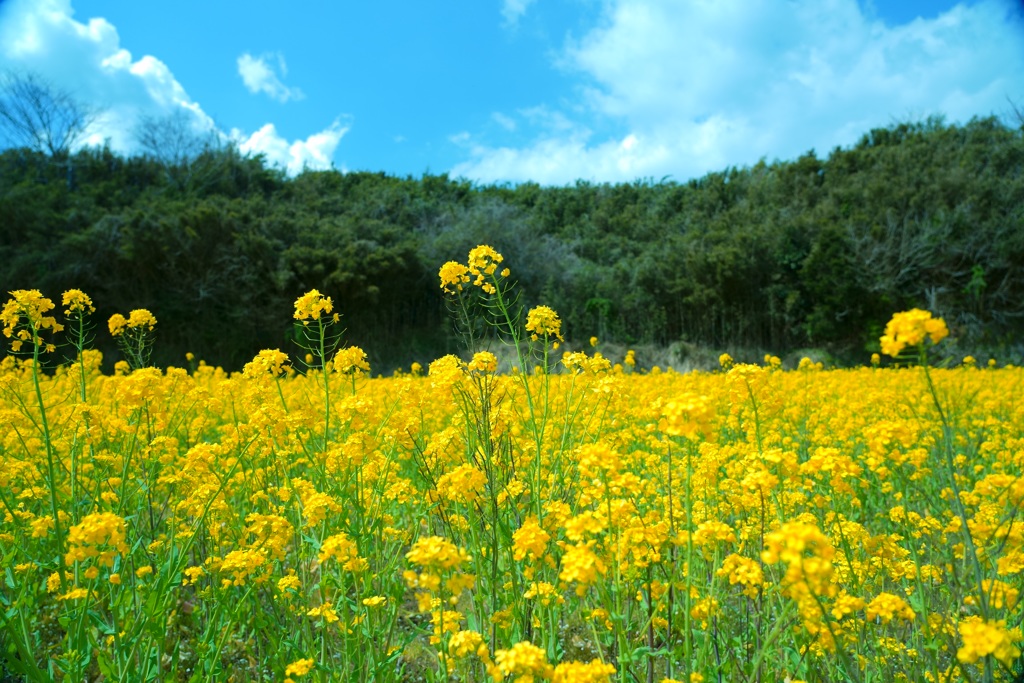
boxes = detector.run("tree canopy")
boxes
[2,115,1022,371]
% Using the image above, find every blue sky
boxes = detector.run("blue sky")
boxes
[1,0,1022,184]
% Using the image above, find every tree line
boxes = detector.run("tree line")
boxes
[1,115,1022,371]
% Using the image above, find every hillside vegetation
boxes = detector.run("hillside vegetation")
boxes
[1,116,1022,370]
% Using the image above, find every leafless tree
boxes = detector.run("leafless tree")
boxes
[134,108,233,192]
[1008,96,1024,130]
[0,70,99,157]
[134,108,217,166]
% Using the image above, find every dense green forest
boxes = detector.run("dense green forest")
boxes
[1,116,1022,372]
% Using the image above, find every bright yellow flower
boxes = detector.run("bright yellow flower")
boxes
[493,641,552,682]
[65,512,129,567]
[332,346,370,375]
[318,532,368,573]
[406,536,469,571]
[108,309,156,337]
[957,617,1021,667]
[525,305,563,341]
[715,553,764,599]
[552,659,616,682]
[306,603,339,623]
[660,393,713,440]
[293,289,333,321]
[512,517,550,563]
[467,351,498,374]
[439,261,471,294]
[61,289,94,314]
[864,592,915,624]
[449,629,487,659]
[242,348,290,377]
[2,289,63,346]
[560,542,606,596]
[879,308,948,357]
[285,658,315,677]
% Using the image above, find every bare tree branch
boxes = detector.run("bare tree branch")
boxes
[134,108,217,166]
[1007,96,1024,130]
[0,70,99,157]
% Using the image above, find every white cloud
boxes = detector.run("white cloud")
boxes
[501,0,537,25]
[0,0,344,175]
[234,120,348,176]
[0,0,217,152]
[455,0,1024,184]
[237,52,304,103]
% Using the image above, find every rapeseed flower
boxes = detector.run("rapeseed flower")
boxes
[956,617,1021,667]
[65,512,129,567]
[466,245,504,294]
[439,261,470,294]
[864,592,915,624]
[406,536,469,570]
[492,641,552,682]
[467,351,498,374]
[293,289,333,321]
[448,629,487,659]
[332,346,370,375]
[880,308,948,357]
[560,541,606,596]
[551,659,616,682]
[108,309,157,336]
[2,289,63,352]
[61,289,94,315]
[285,658,315,679]
[525,305,563,342]
[715,553,764,599]
[319,532,368,572]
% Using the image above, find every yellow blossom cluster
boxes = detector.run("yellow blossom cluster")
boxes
[1,292,1022,681]
[1,289,63,352]
[332,346,370,375]
[61,289,95,315]
[293,289,333,321]
[957,617,1022,667]
[440,244,509,296]
[318,531,368,572]
[879,308,949,357]
[64,512,129,566]
[108,308,157,337]
[525,305,563,342]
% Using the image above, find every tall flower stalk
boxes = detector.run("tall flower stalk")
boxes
[1,290,68,589]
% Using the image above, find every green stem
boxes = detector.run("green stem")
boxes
[31,331,68,591]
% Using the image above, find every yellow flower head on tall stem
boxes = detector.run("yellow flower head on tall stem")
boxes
[525,305,563,342]
[439,261,471,294]
[108,309,157,337]
[61,289,95,315]
[466,245,504,294]
[2,290,63,351]
[467,351,498,374]
[466,245,503,276]
[879,308,948,357]
[293,289,333,321]
[956,616,1022,667]
[406,536,470,571]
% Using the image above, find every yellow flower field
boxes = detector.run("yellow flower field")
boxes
[0,253,1022,682]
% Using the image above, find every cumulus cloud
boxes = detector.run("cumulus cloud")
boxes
[234,120,348,176]
[0,0,343,175]
[455,0,1024,184]
[237,52,304,103]
[0,0,217,152]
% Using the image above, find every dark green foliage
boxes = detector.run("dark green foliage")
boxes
[2,116,1023,372]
